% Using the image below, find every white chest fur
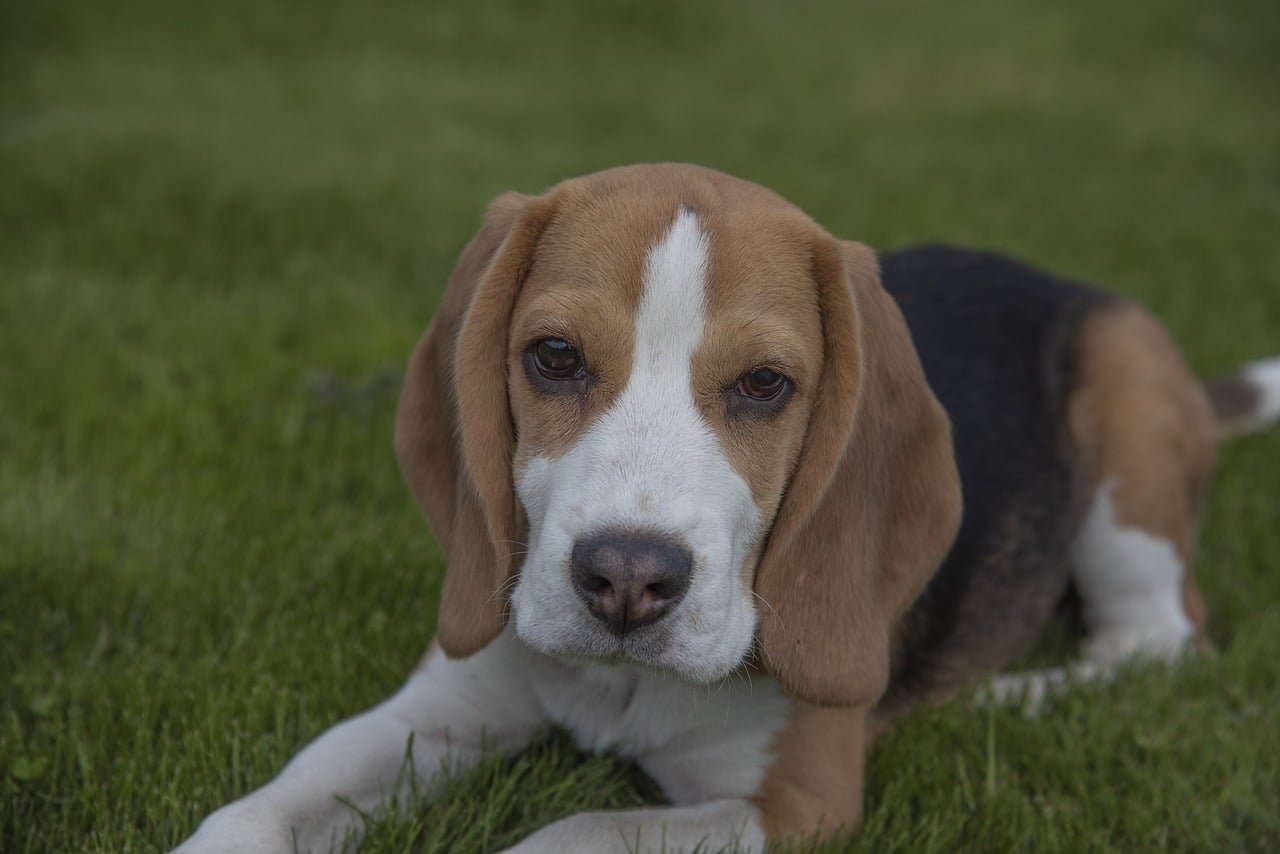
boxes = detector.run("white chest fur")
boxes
[516,642,790,804]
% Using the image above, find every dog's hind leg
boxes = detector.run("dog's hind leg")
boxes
[976,304,1218,715]
[1066,303,1217,669]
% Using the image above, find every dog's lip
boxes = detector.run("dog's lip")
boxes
[545,624,679,669]
[559,646,707,684]
[556,648,632,670]
[521,617,744,685]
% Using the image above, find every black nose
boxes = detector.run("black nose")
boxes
[570,534,693,636]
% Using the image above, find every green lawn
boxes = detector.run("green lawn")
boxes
[3,0,1278,850]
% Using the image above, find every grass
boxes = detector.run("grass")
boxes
[2,0,1278,850]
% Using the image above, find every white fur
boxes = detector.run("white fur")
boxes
[1071,479,1193,666]
[1243,355,1280,427]
[531,661,789,805]
[178,630,786,852]
[512,208,763,684]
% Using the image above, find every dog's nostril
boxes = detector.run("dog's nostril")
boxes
[581,574,612,594]
[570,533,693,636]
[645,578,682,602]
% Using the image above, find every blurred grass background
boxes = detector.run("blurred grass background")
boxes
[2,0,1277,850]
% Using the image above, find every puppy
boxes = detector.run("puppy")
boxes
[178,164,1279,852]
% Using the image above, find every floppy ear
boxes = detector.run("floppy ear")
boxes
[755,237,962,707]
[395,190,558,658]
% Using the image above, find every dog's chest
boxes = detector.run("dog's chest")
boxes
[529,663,792,802]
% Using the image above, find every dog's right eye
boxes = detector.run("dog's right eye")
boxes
[531,338,586,382]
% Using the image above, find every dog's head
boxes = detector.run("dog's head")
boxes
[396,164,961,706]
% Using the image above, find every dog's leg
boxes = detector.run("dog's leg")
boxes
[1071,479,1202,668]
[979,306,1217,716]
[1066,306,1217,668]
[176,633,547,853]
[977,481,1201,715]
[982,476,1197,717]
[501,798,764,854]
[982,475,1204,714]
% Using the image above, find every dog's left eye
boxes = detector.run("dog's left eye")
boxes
[735,367,789,401]
[531,338,586,382]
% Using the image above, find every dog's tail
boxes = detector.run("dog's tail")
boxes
[1204,356,1280,441]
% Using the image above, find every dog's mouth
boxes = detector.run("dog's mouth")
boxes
[553,644,669,676]
[528,607,753,686]
[550,617,679,665]
[515,601,710,677]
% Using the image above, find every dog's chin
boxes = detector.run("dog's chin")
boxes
[514,615,747,685]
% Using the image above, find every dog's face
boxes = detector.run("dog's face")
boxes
[397,164,962,706]
[507,203,823,681]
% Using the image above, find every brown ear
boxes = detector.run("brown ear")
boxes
[755,238,962,707]
[394,190,558,658]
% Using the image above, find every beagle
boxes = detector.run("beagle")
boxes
[178,164,1280,852]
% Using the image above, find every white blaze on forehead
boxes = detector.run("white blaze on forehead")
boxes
[590,206,733,526]
[511,207,761,683]
[635,207,710,373]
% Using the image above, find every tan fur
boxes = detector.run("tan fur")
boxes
[694,183,825,513]
[506,173,673,472]
[395,190,559,658]
[752,700,869,844]
[1068,303,1217,641]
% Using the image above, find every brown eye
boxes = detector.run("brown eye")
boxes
[735,367,788,401]
[532,338,585,382]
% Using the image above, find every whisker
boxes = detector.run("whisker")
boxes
[750,589,780,621]
[483,572,524,606]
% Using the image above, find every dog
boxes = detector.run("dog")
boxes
[177,164,1279,852]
